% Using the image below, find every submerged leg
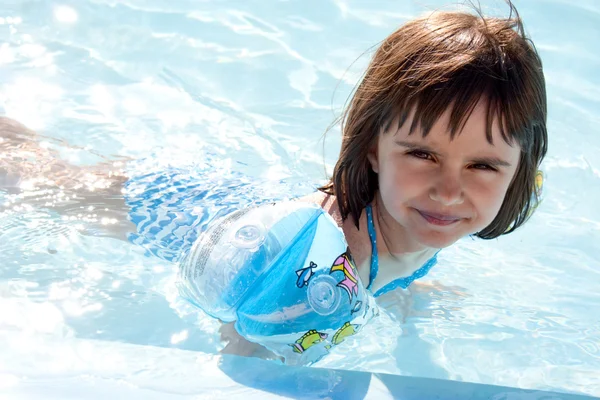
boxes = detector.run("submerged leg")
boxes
[0,116,135,240]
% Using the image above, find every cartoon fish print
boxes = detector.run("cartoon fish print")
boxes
[330,252,359,302]
[289,329,328,354]
[351,300,363,315]
[332,321,360,346]
[295,261,317,288]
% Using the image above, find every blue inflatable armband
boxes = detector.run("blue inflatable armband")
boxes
[177,201,378,365]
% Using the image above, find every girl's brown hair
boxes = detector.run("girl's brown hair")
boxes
[319,1,547,239]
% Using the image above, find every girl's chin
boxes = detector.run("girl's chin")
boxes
[413,229,467,249]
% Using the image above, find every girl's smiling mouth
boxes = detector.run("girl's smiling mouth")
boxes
[415,209,464,226]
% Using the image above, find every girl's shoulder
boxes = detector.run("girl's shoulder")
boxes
[294,191,340,223]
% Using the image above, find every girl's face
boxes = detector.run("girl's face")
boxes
[367,101,521,250]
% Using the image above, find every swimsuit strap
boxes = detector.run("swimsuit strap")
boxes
[365,204,379,292]
[365,204,439,297]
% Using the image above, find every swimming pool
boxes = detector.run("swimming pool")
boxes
[1,0,599,398]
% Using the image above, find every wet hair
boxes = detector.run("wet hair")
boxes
[319,1,547,239]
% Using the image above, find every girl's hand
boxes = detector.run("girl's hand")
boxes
[218,321,283,362]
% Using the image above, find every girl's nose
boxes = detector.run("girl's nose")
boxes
[429,170,464,206]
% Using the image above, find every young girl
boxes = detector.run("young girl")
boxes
[298,3,547,298]
[218,3,547,362]
[1,1,547,364]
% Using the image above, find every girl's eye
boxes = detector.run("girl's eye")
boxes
[471,163,497,172]
[408,150,433,160]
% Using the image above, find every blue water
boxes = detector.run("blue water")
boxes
[1,0,599,398]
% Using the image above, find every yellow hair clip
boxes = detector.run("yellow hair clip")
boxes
[528,170,544,218]
[534,170,544,197]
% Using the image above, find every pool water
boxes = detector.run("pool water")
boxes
[1,0,599,398]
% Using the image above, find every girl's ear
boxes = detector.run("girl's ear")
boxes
[366,143,379,174]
